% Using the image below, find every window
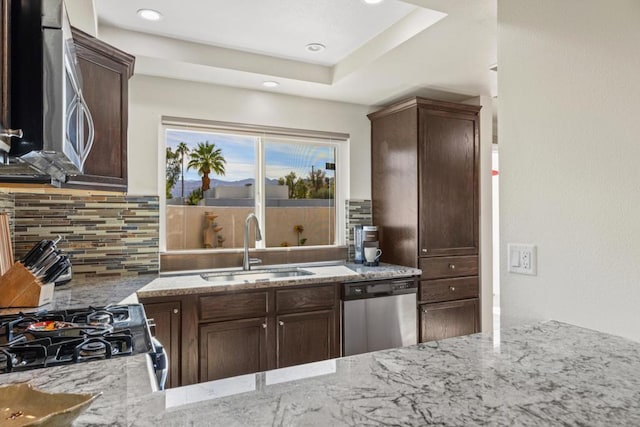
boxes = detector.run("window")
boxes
[162,118,346,252]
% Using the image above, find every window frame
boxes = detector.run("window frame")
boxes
[158,117,349,254]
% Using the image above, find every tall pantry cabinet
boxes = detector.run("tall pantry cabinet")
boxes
[368,97,481,342]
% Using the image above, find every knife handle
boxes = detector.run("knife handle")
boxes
[22,240,47,266]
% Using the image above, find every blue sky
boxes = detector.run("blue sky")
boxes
[166,129,335,183]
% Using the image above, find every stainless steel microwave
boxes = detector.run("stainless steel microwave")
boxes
[0,0,94,183]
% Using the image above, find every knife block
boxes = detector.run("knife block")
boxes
[0,262,55,307]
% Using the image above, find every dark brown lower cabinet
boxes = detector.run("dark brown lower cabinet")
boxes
[419,298,479,342]
[276,310,336,369]
[143,301,181,389]
[199,317,268,382]
[143,282,341,386]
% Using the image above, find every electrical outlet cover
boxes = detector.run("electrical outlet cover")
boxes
[508,244,537,275]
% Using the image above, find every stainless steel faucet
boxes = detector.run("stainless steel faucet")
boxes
[243,213,263,270]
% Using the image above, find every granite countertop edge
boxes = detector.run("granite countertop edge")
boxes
[136,263,422,298]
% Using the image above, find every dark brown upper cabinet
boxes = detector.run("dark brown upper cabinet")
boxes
[64,28,134,192]
[368,97,480,267]
[417,106,479,257]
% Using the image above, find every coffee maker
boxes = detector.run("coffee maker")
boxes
[353,225,381,265]
[362,226,380,266]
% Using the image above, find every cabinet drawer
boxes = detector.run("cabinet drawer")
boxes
[199,291,269,321]
[419,256,478,280]
[419,277,478,303]
[276,285,337,313]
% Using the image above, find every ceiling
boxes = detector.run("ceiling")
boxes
[94,0,496,107]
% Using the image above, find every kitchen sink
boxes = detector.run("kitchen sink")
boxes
[200,267,314,283]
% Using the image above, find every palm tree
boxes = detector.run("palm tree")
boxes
[175,142,189,199]
[187,141,226,191]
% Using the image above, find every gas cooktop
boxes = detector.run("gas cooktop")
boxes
[0,304,155,374]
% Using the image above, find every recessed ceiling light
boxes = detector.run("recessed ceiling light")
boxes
[362,0,384,4]
[262,81,279,88]
[137,9,163,21]
[305,43,326,53]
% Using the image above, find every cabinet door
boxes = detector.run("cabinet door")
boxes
[419,298,478,342]
[144,301,181,389]
[65,28,134,191]
[276,309,337,369]
[199,318,268,382]
[418,107,479,257]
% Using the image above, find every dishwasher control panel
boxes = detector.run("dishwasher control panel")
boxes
[342,278,418,300]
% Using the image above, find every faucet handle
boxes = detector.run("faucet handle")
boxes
[249,258,262,265]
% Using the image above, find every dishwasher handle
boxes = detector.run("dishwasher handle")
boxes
[342,279,417,300]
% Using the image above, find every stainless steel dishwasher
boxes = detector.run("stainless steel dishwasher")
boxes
[342,278,418,356]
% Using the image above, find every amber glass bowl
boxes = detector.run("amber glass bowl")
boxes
[0,383,100,427]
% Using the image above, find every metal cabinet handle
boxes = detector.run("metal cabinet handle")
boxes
[448,264,456,270]
[262,323,267,329]
[173,309,179,314]
[421,249,428,253]
[79,94,95,168]
[449,286,456,292]
[279,321,284,326]
[421,308,428,313]
[0,129,23,139]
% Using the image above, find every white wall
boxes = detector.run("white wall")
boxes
[464,95,494,333]
[127,75,372,199]
[498,0,640,341]
[65,0,98,37]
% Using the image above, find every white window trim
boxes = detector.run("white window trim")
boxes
[158,118,349,254]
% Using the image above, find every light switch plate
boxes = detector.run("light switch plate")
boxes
[508,244,537,275]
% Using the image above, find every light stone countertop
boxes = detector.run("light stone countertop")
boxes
[136,262,422,298]
[5,264,640,425]
[0,274,155,315]
[0,354,164,426]
[3,320,640,426]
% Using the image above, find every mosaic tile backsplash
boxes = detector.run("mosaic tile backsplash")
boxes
[12,194,159,277]
[0,192,15,250]
[4,194,363,275]
[345,199,372,261]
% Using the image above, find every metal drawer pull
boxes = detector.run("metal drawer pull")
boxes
[421,308,428,313]
[279,321,284,326]
[0,128,23,138]
[450,286,456,291]
[448,264,456,270]
[173,309,179,314]
[422,249,428,253]
[262,323,267,329]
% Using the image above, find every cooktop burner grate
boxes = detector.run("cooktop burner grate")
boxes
[0,304,152,374]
